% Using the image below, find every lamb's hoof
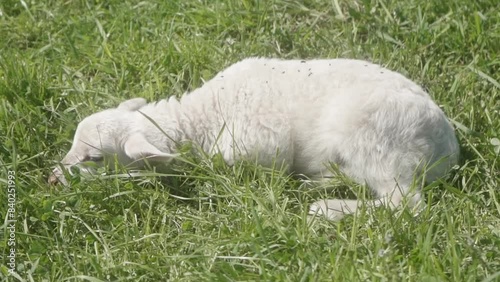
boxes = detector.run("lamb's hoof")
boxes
[308,200,345,221]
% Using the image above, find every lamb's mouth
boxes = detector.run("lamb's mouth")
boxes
[48,164,98,186]
[48,167,68,186]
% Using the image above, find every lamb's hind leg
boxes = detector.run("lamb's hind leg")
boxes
[309,180,422,221]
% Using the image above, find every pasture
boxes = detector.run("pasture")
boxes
[0,0,499,281]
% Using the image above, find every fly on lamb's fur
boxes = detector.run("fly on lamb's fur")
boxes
[48,57,459,221]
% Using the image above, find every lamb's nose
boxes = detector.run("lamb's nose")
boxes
[48,167,68,186]
[48,173,60,185]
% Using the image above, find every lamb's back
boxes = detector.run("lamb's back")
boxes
[188,58,428,122]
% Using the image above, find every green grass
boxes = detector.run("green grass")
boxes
[1,0,499,281]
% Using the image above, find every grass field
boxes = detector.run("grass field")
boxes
[1,0,499,281]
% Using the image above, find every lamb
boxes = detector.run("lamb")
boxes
[48,58,460,221]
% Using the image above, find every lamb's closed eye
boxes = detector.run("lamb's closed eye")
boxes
[78,155,104,163]
[88,155,104,162]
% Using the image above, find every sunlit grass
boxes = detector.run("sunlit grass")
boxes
[0,0,499,281]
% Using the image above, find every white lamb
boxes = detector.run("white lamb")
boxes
[48,58,459,221]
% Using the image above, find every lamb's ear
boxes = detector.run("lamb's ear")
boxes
[123,133,176,162]
[117,98,147,111]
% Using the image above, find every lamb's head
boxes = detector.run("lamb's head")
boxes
[48,98,176,185]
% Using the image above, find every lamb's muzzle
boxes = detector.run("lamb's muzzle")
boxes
[47,171,59,185]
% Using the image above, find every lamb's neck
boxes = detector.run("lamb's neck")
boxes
[137,95,221,154]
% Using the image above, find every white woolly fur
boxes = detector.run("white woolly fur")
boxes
[49,58,459,221]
